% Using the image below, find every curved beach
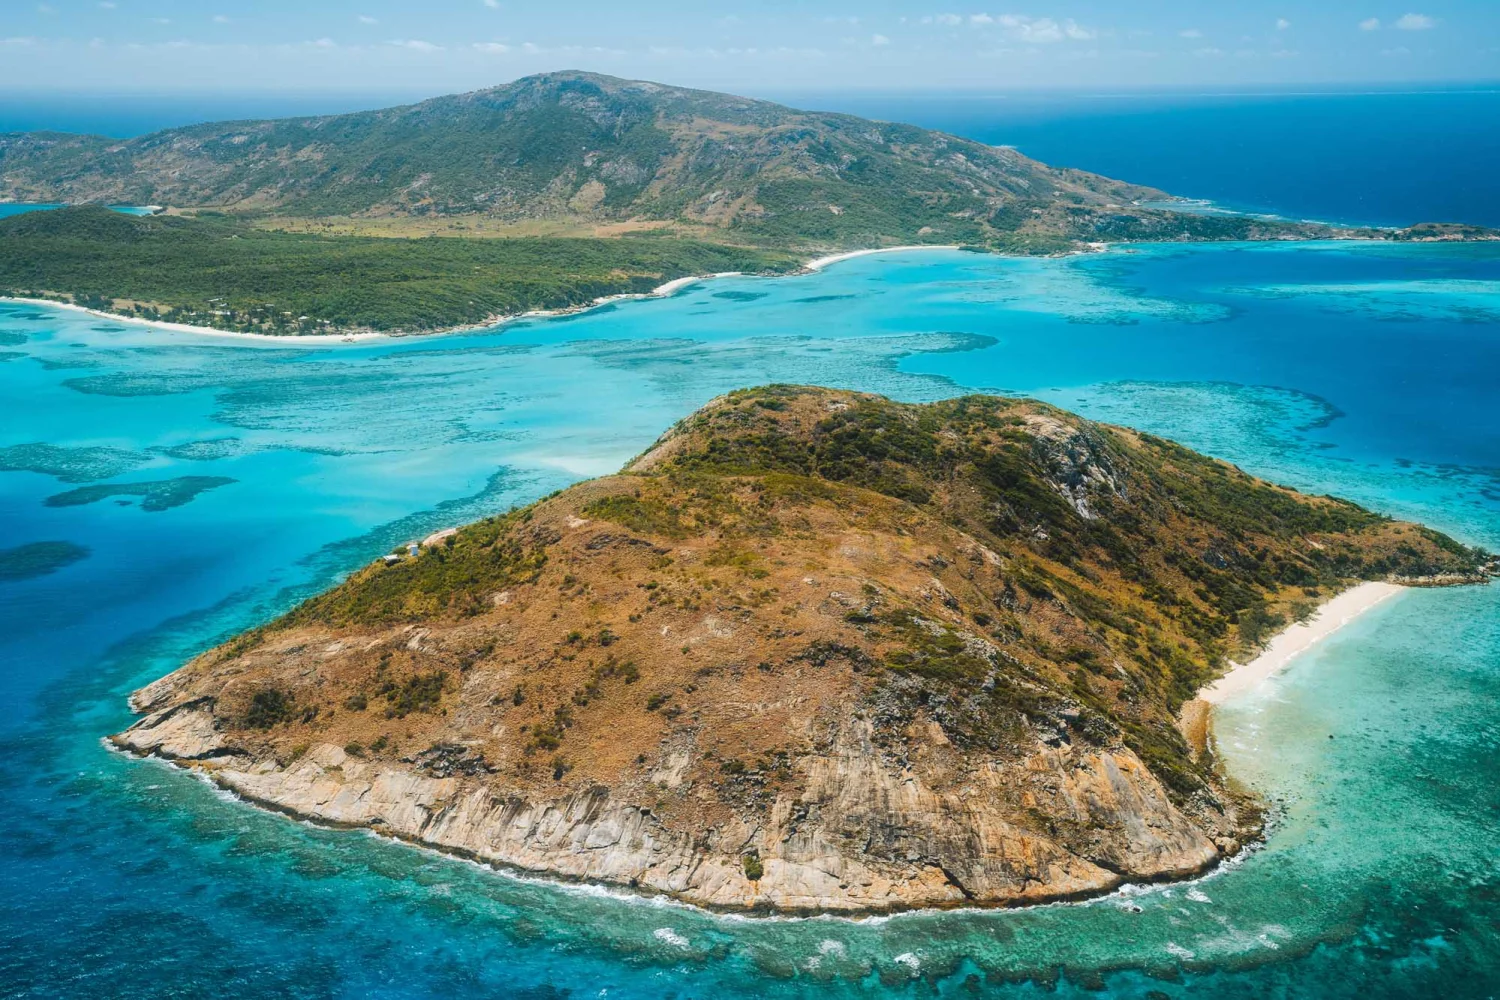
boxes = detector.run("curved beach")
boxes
[1200,582,1406,706]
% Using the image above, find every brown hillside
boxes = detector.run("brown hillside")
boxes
[113,387,1491,913]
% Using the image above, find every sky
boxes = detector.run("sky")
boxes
[0,1,1496,95]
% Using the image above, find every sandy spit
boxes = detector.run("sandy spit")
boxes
[1197,581,1405,705]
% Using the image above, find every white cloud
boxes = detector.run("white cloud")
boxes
[1193,46,1224,57]
[483,0,499,7]
[965,14,1095,43]
[1394,13,1435,30]
[1179,28,1202,38]
[1359,17,1381,30]
[871,33,890,45]
[511,41,626,56]
[213,14,229,23]
[473,41,510,52]
[358,15,378,24]
[927,13,962,26]
[1381,45,1411,55]
[312,38,335,48]
[1,36,39,46]
[1276,18,1290,30]
[98,1,117,8]
[37,3,55,13]
[1062,19,1096,41]
[388,39,441,51]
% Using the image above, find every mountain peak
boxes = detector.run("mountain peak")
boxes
[0,75,1185,251]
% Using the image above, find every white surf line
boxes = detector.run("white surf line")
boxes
[1198,581,1405,705]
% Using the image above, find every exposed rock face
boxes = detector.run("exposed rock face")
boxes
[113,387,1490,914]
[1022,413,1129,521]
[117,704,1216,911]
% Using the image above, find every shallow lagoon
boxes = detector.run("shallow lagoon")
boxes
[1,242,1497,997]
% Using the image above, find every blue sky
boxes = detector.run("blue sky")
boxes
[1,1,1496,93]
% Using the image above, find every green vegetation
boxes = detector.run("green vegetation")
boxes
[581,494,689,538]
[287,510,550,625]
[3,72,1423,343]
[378,671,447,718]
[0,207,794,335]
[244,689,295,729]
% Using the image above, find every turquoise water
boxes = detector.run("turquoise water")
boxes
[1,242,1498,997]
[0,204,158,218]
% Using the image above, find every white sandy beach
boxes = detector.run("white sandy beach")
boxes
[803,244,960,271]
[1198,581,1405,705]
[0,296,393,344]
[2,249,934,346]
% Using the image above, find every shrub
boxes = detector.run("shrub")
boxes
[383,671,446,718]
[244,688,295,729]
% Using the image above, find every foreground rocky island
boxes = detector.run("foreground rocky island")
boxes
[113,388,1491,913]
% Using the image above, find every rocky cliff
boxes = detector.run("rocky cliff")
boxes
[113,387,1491,913]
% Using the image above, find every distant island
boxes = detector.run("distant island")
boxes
[2,71,1493,337]
[112,387,1493,914]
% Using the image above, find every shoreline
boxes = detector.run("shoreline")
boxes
[1198,581,1405,706]
[103,581,1432,923]
[0,246,968,347]
[109,738,1225,922]
[802,244,961,271]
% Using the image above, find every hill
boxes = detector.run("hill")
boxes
[112,387,1492,913]
[1,71,1374,253]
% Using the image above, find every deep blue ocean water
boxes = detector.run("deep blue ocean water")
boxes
[1,240,1498,997]
[778,86,1500,228]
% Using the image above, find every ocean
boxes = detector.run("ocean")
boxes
[1,89,1498,997]
[778,86,1500,228]
[1,240,1498,997]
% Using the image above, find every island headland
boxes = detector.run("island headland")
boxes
[112,387,1493,914]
